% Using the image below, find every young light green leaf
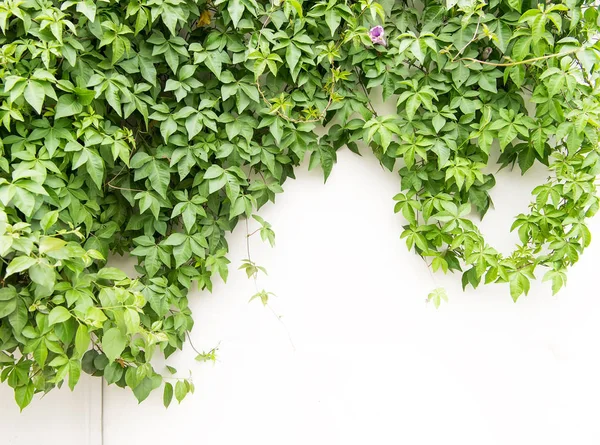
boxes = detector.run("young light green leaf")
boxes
[102,328,127,362]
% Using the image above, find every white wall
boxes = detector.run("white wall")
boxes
[0,375,101,445]
[98,149,599,445]
[2,150,600,444]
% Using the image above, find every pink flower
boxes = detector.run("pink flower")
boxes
[369,26,386,47]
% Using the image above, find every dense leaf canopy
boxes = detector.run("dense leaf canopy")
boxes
[0,0,599,408]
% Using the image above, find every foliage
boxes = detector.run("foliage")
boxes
[0,0,599,409]
[427,287,448,308]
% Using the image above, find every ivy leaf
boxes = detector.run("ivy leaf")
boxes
[509,272,530,302]
[543,269,567,295]
[508,0,521,11]
[325,9,341,37]
[133,377,155,403]
[15,383,34,411]
[0,297,17,318]
[68,360,81,391]
[160,118,178,143]
[76,0,97,21]
[55,95,83,119]
[8,299,27,333]
[85,149,105,190]
[148,160,171,198]
[97,267,128,281]
[138,56,157,86]
[228,0,245,28]
[6,256,37,277]
[518,145,536,173]
[48,306,72,326]
[493,20,512,53]
[102,328,127,362]
[205,52,223,79]
[24,81,45,114]
[144,248,161,276]
[163,382,174,408]
[175,380,187,403]
[286,44,301,75]
[104,362,124,384]
[75,325,90,358]
[432,115,446,133]
[427,288,448,309]
[430,140,451,168]
[288,0,303,17]
[452,63,470,88]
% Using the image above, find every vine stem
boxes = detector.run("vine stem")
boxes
[186,331,204,357]
[452,14,482,61]
[105,163,144,192]
[457,46,586,67]
[355,67,378,117]
[247,228,261,237]
[245,217,296,351]
[245,218,258,291]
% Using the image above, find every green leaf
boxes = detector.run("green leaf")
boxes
[33,341,48,367]
[508,0,521,12]
[0,288,17,301]
[509,273,530,302]
[175,380,187,403]
[205,52,223,78]
[68,360,81,391]
[228,0,245,28]
[24,81,45,114]
[40,211,59,232]
[452,63,470,88]
[432,114,446,133]
[163,382,174,408]
[405,95,420,121]
[82,350,99,375]
[288,0,303,17]
[8,299,27,332]
[493,21,512,53]
[102,328,127,362]
[427,288,448,309]
[15,384,34,411]
[149,160,171,198]
[48,306,72,325]
[104,362,124,384]
[75,325,90,358]
[55,95,83,119]
[97,267,128,281]
[0,297,16,318]
[430,140,451,168]
[85,149,105,190]
[160,118,178,143]
[6,256,37,277]
[286,44,301,75]
[39,237,67,255]
[325,9,341,37]
[133,377,154,403]
[29,263,55,288]
[76,0,97,21]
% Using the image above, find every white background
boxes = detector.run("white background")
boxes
[0,374,101,445]
[2,149,600,444]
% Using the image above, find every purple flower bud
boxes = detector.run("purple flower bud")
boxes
[369,26,386,47]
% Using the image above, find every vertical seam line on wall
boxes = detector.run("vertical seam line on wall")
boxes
[101,381,105,445]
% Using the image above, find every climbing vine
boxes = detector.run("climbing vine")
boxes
[0,0,599,409]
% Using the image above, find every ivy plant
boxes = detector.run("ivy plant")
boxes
[0,0,599,409]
